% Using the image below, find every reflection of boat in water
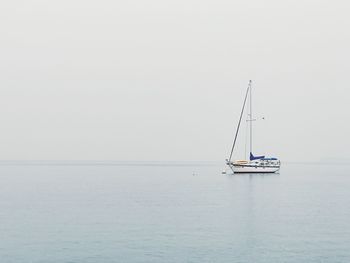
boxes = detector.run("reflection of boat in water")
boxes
[226,80,280,174]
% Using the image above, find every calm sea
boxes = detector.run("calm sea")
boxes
[1,162,349,263]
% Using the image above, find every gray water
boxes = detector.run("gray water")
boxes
[1,163,349,262]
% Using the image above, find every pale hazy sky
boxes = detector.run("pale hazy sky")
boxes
[0,0,349,162]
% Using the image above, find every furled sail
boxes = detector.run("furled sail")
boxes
[250,152,265,161]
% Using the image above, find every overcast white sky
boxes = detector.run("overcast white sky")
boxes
[0,0,349,162]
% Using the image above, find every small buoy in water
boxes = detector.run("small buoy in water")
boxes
[222,170,226,174]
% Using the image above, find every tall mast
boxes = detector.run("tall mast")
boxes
[249,80,253,155]
[227,83,250,163]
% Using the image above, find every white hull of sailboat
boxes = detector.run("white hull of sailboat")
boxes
[232,165,280,173]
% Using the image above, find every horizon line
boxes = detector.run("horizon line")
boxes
[0,160,349,167]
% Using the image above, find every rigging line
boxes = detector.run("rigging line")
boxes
[228,83,250,162]
[244,116,248,160]
[249,80,253,155]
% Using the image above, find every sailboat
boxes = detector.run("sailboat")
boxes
[226,80,280,173]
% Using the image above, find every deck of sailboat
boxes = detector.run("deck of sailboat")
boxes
[232,164,280,168]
